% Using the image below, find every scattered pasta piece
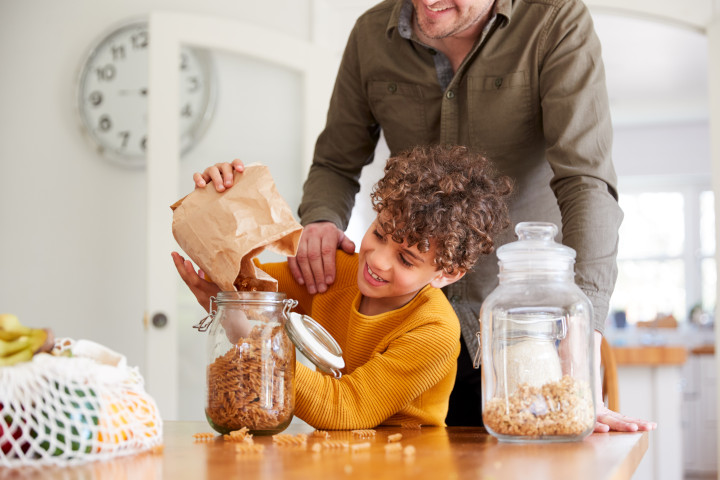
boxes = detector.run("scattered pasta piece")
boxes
[225,435,254,444]
[311,442,323,453]
[224,428,254,443]
[351,429,376,439]
[228,427,250,438]
[235,443,265,454]
[311,430,330,439]
[151,444,165,454]
[350,442,371,453]
[192,432,215,441]
[400,422,422,430]
[384,443,402,453]
[321,440,349,450]
[272,433,308,446]
[403,445,416,457]
[387,433,403,443]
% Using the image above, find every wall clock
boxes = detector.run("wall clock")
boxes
[76,19,217,168]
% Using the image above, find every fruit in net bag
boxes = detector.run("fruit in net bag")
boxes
[0,313,54,366]
[1,403,24,455]
[35,383,99,456]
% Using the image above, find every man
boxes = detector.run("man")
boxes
[288,0,654,431]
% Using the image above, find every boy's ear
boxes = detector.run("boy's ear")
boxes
[429,269,466,289]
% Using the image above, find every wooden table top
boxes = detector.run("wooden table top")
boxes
[5,421,648,480]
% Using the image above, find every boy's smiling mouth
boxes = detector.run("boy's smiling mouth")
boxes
[366,264,387,284]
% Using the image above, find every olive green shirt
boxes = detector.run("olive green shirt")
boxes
[299,0,622,350]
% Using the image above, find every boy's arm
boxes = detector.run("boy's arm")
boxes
[294,320,459,430]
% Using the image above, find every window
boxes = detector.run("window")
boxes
[609,179,716,325]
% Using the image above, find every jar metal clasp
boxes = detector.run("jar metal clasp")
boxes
[193,296,217,332]
[282,298,299,318]
[473,331,482,369]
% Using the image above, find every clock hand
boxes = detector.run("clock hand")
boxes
[117,88,149,96]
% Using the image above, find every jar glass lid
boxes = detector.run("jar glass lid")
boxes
[285,312,345,378]
[497,222,576,272]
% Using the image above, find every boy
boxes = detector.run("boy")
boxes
[172,144,512,429]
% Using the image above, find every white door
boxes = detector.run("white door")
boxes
[146,12,336,419]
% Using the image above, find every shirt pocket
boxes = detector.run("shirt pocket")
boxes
[467,71,534,149]
[368,81,430,153]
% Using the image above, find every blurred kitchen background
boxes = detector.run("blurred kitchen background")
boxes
[0,1,718,479]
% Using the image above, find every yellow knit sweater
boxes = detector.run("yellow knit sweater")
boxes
[258,251,461,430]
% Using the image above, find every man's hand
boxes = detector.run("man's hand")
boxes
[592,331,657,433]
[193,158,244,191]
[171,251,220,312]
[594,406,657,433]
[288,221,356,294]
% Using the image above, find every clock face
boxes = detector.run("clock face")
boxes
[76,20,216,168]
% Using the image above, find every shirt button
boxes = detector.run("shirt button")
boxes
[450,295,461,303]
[446,90,455,99]
[494,77,503,88]
[388,83,397,93]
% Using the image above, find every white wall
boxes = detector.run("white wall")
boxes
[0,0,311,373]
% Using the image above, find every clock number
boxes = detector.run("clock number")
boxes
[89,91,103,107]
[119,131,130,148]
[131,31,148,49]
[140,136,148,152]
[186,76,199,93]
[181,103,193,118]
[95,64,116,82]
[98,115,112,132]
[111,45,126,61]
[180,53,188,70]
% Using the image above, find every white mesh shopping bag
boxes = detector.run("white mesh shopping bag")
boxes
[1,339,162,466]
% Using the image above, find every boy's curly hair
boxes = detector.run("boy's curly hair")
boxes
[371,145,513,275]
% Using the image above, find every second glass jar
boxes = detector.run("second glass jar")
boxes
[476,222,596,442]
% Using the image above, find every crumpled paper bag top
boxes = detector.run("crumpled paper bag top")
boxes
[171,164,303,292]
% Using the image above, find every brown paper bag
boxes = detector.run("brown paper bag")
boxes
[170,164,303,292]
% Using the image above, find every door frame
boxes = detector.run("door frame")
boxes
[146,12,336,418]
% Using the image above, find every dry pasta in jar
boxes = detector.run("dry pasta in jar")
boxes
[201,291,297,435]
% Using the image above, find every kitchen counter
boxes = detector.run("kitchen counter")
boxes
[5,421,649,480]
[612,345,688,365]
[610,344,688,480]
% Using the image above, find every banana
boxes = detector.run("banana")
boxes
[27,329,49,353]
[0,313,32,335]
[0,336,31,356]
[0,329,26,341]
[0,347,33,366]
[0,314,54,367]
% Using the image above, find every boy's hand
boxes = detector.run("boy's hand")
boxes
[288,222,355,294]
[193,158,245,192]
[171,251,220,312]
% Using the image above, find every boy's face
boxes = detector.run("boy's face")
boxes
[357,220,463,313]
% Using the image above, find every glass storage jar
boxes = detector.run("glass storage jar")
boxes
[475,222,595,442]
[194,291,343,435]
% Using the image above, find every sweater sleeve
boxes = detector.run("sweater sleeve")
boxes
[294,318,459,430]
